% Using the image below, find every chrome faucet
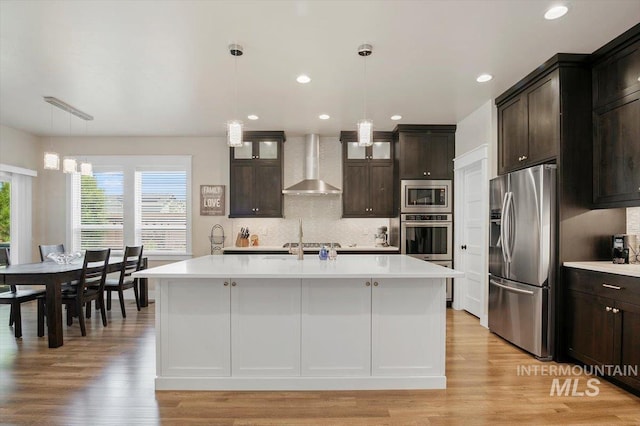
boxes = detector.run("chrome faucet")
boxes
[297,218,304,260]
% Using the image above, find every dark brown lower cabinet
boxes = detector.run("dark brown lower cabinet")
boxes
[566,267,640,394]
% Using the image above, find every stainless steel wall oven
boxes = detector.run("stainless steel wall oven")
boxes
[400,214,452,261]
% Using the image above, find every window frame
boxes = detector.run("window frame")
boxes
[67,155,192,260]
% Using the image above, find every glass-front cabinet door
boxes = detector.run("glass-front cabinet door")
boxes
[345,140,391,161]
[232,140,280,160]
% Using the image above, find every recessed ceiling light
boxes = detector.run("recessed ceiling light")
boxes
[296,74,311,84]
[247,114,259,120]
[544,5,568,20]
[319,114,330,120]
[391,115,402,121]
[476,74,493,83]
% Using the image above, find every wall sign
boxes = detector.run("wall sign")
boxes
[200,185,225,216]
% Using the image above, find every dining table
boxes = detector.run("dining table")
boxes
[0,256,148,348]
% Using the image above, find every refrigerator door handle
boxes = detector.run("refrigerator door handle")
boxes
[502,192,513,263]
[490,279,535,296]
[499,192,509,263]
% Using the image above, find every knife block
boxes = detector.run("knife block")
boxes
[235,233,249,247]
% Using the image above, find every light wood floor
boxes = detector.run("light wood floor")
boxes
[1,302,638,425]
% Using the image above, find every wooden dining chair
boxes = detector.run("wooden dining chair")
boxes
[39,248,111,336]
[0,248,46,338]
[39,244,65,261]
[104,245,143,318]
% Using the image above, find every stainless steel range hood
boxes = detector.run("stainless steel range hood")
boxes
[282,134,342,195]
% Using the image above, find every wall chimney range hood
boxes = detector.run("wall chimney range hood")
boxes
[282,134,342,195]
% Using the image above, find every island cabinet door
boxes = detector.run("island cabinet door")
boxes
[231,278,301,376]
[301,279,372,376]
[371,278,445,377]
[159,279,231,377]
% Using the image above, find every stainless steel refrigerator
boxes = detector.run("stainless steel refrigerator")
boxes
[488,164,556,360]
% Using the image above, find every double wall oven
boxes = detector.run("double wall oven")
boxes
[400,180,453,302]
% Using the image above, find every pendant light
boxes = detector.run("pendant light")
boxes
[227,43,244,147]
[43,104,60,170]
[357,43,373,147]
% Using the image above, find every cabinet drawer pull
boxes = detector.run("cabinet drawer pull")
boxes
[612,308,620,314]
[605,306,612,312]
[602,283,622,290]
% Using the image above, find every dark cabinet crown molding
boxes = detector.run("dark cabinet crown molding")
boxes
[393,124,456,133]
[590,23,640,64]
[339,131,393,142]
[242,130,286,142]
[495,54,590,106]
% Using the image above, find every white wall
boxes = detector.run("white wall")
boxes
[455,100,497,178]
[0,124,41,171]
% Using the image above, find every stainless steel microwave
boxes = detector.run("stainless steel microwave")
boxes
[400,180,452,213]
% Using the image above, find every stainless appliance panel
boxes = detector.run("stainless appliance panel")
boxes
[488,275,551,359]
[401,219,452,261]
[400,180,452,213]
[507,166,555,287]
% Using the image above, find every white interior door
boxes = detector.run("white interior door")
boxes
[454,146,488,327]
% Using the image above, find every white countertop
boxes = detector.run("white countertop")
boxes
[222,245,399,252]
[564,261,640,278]
[135,254,464,279]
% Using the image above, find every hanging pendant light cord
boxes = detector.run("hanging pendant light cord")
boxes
[363,54,367,120]
[234,47,239,118]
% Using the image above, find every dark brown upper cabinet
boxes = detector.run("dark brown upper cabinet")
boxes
[497,69,560,174]
[229,131,285,218]
[591,24,640,208]
[340,131,395,218]
[394,125,455,180]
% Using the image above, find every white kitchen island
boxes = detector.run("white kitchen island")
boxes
[134,254,463,391]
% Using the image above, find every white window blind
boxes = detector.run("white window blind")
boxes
[72,172,124,250]
[69,156,191,257]
[135,171,187,253]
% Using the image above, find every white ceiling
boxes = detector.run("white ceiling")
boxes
[1,0,639,137]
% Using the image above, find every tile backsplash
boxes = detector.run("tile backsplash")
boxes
[628,207,640,235]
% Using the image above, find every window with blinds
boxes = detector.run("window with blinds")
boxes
[69,156,191,257]
[135,171,187,253]
[72,172,124,250]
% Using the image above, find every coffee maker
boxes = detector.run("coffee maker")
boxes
[375,226,388,247]
[612,234,639,264]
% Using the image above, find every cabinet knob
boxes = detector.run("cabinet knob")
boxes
[461,245,467,250]
[231,282,237,286]
[612,308,620,314]
[423,171,427,176]
[427,172,431,176]
[365,281,371,287]
[224,281,229,286]
[605,306,612,312]
[373,281,379,286]
[522,155,527,160]
[255,208,259,212]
